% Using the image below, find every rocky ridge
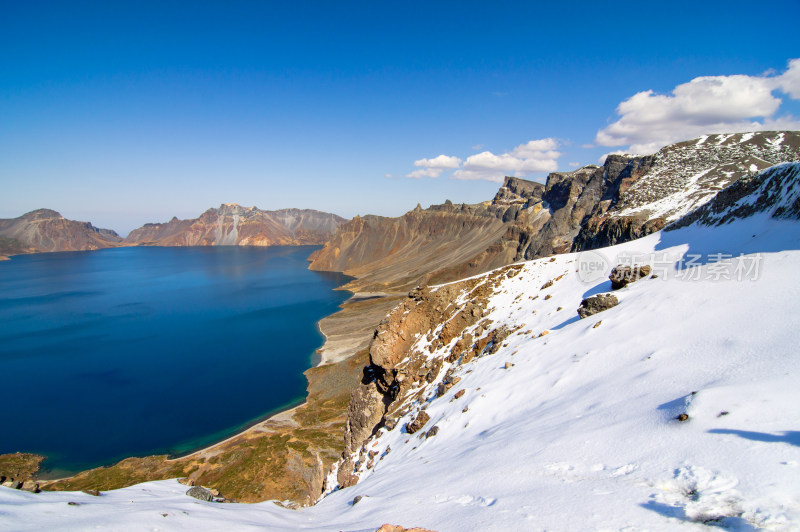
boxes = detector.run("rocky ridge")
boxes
[573,131,800,250]
[310,132,800,294]
[0,205,347,259]
[668,161,800,229]
[124,204,346,247]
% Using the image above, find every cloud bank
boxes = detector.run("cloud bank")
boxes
[406,139,561,183]
[596,58,800,154]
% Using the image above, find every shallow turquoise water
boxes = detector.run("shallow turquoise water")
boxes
[0,245,351,477]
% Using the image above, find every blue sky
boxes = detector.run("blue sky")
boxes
[2,1,799,235]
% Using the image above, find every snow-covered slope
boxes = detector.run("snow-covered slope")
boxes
[615,131,800,222]
[2,165,800,531]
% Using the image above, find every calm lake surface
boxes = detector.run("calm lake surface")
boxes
[0,245,351,477]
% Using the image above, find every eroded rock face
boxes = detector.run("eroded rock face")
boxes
[343,384,387,456]
[577,294,619,319]
[336,265,523,487]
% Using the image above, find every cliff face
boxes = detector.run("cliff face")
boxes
[307,158,652,292]
[124,204,347,247]
[0,209,122,256]
[309,131,800,293]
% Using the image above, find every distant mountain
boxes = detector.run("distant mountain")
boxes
[124,204,347,247]
[0,209,122,257]
[309,131,800,292]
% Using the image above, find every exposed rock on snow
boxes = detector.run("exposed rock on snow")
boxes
[185,486,214,502]
[577,293,620,319]
[609,264,652,290]
[405,411,430,435]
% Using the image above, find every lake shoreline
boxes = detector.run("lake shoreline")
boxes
[0,245,350,480]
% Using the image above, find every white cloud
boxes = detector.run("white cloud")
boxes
[596,58,800,154]
[407,167,443,179]
[405,140,562,182]
[568,162,580,167]
[452,139,561,182]
[406,154,463,178]
[415,154,462,169]
[777,58,800,98]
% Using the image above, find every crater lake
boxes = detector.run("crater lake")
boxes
[0,245,351,478]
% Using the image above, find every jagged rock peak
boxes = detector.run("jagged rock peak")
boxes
[214,203,256,216]
[493,176,545,206]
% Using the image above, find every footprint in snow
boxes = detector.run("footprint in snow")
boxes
[611,464,638,477]
[434,494,497,507]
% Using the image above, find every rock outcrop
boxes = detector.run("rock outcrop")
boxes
[125,204,346,247]
[0,209,122,256]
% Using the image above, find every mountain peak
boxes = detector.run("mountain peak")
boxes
[20,208,63,220]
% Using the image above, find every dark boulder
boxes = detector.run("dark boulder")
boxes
[577,294,619,319]
[186,486,214,502]
[425,426,440,439]
[609,264,652,290]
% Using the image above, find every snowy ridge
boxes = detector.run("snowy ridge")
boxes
[670,162,800,229]
[614,131,800,222]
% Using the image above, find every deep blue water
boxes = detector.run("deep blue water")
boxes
[0,245,351,477]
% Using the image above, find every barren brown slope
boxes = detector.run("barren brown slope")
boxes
[309,207,512,292]
[0,209,122,257]
[125,204,347,247]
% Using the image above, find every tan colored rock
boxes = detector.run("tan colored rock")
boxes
[376,524,437,532]
[405,411,430,434]
[20,480,39,493]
